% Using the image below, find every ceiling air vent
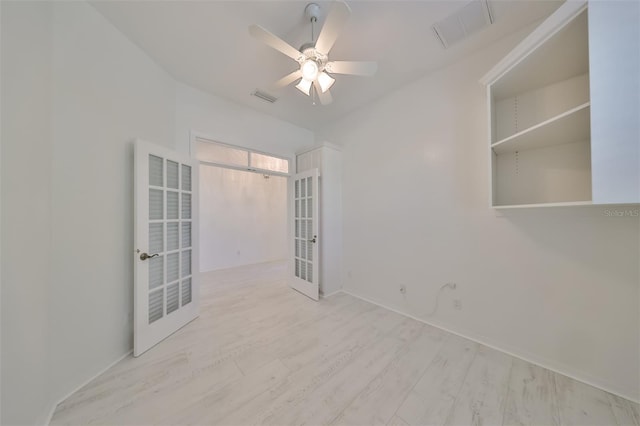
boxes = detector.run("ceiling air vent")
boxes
[252,90,278,104]
[432,0,494,49]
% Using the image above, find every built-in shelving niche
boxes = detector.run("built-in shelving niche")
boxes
[489,8,591,208]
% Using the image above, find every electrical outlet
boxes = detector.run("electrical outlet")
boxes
[399,285,406,294]
[453,299,462,310]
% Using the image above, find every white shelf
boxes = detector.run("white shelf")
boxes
[491,102,590,154]
[487,4,592,209]
[493,201,593,209]
[484,0,639,208]
[490,7,588,100]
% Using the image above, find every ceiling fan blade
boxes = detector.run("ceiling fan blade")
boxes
[313,80,333,105]
[325,61,378,76]
[249,24,303,62]
[271,70,303,90]
[314,1,351,55]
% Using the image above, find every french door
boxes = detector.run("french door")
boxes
[134,139,199,356]
[291,169,319,301]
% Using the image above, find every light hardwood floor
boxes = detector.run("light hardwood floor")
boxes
[51,261,639,426]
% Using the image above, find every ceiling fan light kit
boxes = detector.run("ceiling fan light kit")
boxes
[317,72,335,93]
[301,59,319,81]
[296,78,312,96]
[249,1,377,106]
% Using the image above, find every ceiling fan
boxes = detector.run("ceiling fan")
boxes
[249,1,377,105]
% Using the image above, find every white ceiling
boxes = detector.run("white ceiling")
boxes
[90,0,562,131]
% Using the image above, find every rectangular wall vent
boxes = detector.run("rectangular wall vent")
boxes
[432,0,494,49]
[252,89,278,103]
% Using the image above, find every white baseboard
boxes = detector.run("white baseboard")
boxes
[200,259,288,275]
[320,289,343,299]
[44,350,133,425]
[39,287,638,426]
[341,288,640,404]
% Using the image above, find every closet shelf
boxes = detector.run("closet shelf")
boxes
[491,102,590,154]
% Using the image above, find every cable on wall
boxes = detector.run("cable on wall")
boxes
[423,282,457,317]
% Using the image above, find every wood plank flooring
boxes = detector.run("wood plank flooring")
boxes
[51,261,639,426]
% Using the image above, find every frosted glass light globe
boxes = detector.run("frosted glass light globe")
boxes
[296,78,312,96]
[317,72,335,93]
[301,60,319,81]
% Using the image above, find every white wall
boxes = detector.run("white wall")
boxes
[318,147,343,296]
[3,1,177,422]
[200,165,287,272]
[589,0,640,204]
[175,82,315,159]
[49,0,177,406]
[1,2,53,424]
[2,3,316,423]
[321,31,640,401]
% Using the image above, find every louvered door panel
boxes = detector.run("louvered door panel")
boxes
[290,169,319,301]
[135,139,199,356]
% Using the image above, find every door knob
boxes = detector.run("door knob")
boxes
[140,252,159,261]
[308,235,317,243]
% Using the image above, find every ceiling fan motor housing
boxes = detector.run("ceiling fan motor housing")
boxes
[299,45,328,70]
